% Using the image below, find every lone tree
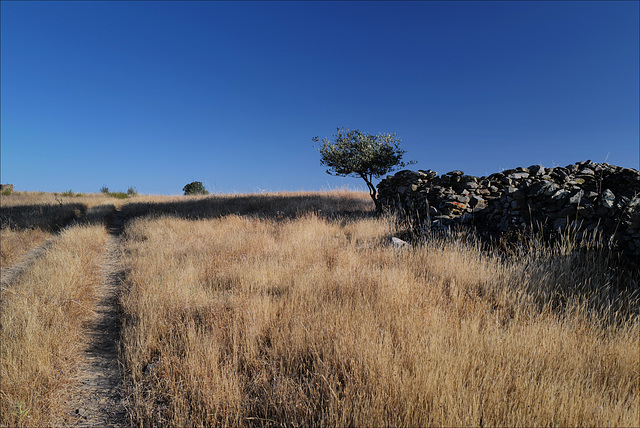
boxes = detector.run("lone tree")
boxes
[183,181,209,196]
[313,127,413,211]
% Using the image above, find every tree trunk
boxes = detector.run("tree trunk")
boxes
[361,174,382,213]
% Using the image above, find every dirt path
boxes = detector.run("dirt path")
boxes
[67,210,128,427]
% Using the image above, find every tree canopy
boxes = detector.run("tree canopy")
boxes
[313,127,413,211]
[183,181,209,196]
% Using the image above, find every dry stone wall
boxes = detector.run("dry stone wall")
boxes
[377,161,640,259]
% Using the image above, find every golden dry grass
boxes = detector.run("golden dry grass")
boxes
[119,190,375,221]
[0,191,134,207]
[1,190,637,427]
[119,199,639,426]
[0,192,123,268]
[0,224,108,427]
[0,227,52,267]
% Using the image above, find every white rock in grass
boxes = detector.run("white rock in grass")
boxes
[390,237,409,249]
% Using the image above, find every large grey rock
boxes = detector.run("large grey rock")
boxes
[601,189,615,209]
[528,165,546,176]
[568,189,584,205]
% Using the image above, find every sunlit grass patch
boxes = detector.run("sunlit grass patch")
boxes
[119,209,639,427]
[0,225,108,427]
[0,227,52,267]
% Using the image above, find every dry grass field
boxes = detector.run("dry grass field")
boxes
[1,190,638,427]
[0,227,51,268]
[0,192,121,268]
[0,224,108,426]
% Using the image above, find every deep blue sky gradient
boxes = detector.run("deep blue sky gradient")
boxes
[2,1,638,194]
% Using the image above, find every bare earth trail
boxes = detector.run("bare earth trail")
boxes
[66,209,128,427]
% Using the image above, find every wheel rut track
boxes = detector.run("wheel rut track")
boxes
[67,209,128,427]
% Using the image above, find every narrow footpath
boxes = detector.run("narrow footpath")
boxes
[67,209,127,427]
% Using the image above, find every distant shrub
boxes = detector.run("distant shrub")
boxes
[183,181,209,196]
[76,193,83,197]
[110,192,129,199]
[0,184,13,195]
[100,184,137,199]
[62,190,75,197]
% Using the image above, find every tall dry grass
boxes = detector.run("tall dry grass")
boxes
[1,189,636,427]
[0,224,109,427]
[1,192,120,268]
[119,205,639,426]
[0,228,52,267]
[1,192,86,230]
[119,190,375,221]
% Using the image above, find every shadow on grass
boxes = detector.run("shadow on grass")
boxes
[0,203,120,232]
[0,203,87,232]
[119,193,376,224]
[0,193,375,233]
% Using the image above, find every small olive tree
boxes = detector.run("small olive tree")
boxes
[313,127,414,211]
[183,181,209,196]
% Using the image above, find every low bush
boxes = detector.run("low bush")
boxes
[100,185,137,199]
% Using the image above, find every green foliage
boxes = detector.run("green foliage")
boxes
[14,402,30,424]
[1,189,12,196]
[100,184,135,199]
[183,181,209,196]
[62,190,75,197]
[313,127,414,210]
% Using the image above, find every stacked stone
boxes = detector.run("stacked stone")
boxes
[377,161,640,259]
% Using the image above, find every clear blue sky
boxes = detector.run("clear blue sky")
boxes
[1,1,638,195]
